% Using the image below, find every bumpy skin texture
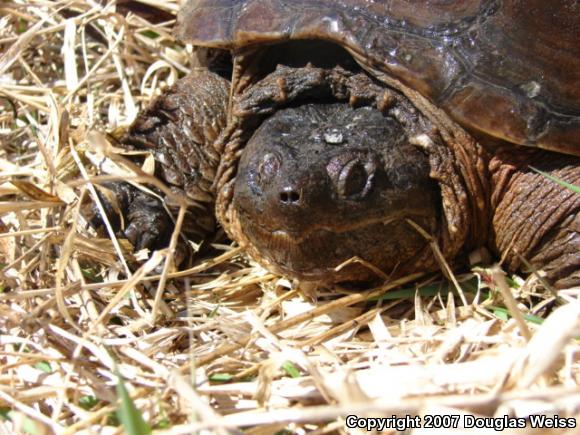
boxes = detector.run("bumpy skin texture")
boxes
[94,70,229,250]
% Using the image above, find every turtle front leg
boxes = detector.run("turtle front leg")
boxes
[93,69,229,252]
[490,148,580,288]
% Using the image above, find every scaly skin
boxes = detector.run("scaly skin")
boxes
[490,148,580,288]
[92,70,229,250]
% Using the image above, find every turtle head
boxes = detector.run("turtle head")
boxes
[232,103,440,283]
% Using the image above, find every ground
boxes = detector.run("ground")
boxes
[0,1,578,434]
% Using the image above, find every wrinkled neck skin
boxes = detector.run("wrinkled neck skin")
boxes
[488,147,580,288]
[214,53,491,285]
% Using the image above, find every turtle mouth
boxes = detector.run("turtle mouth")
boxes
[235,202,421,244]
[266,215,402,243]
[234,208,437,282]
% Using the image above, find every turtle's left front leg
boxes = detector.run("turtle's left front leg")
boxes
[93,69,230,251]
[490,148,580,288]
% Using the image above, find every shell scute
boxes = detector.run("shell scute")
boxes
[176,0,580,154]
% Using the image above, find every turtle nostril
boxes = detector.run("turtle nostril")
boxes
[280,189,301,204]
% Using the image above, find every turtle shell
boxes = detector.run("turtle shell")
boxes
[176,0,580,156]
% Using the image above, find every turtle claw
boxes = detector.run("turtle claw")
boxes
[125,191,172,252]
[124,215,167,252]
[89,181,172,253]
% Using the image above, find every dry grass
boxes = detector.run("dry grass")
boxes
[0,1,579,434]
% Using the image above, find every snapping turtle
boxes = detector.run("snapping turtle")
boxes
[101,0,580,287]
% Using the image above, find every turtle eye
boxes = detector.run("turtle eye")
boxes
[257,152,281,184]
[338,159,367,197]
[327,154,377,198]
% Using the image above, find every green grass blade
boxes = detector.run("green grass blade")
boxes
[209,373,233,382]
[486,305,545,325]
[282,361,301,378]
[115,368,152,435]
[530,167,580,194]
